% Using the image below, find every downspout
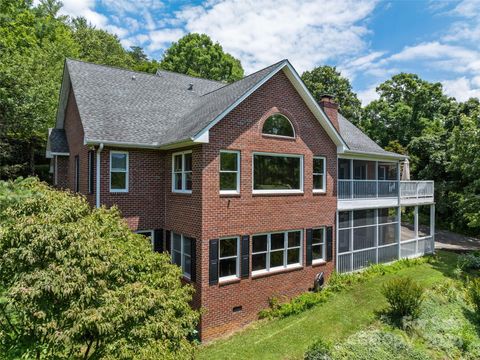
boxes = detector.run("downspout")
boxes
[96,143,104,208]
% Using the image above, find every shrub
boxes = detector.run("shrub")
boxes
[304,338,332,360]
[467,278,480,315]
[0,178,198,359]
[382,277,425,320]
[458,252,480,271]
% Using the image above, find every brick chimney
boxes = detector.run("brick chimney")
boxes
[319,94,339,132]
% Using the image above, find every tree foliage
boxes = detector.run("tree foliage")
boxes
[301,66,362,124]
[159,33,244,83]
[0,178,198,359]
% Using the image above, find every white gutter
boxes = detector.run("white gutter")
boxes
[96,143,104,208]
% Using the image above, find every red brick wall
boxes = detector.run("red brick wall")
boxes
[198,70,337,340]
[55,156,69,188]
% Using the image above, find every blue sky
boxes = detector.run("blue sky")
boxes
[47,0,480,104]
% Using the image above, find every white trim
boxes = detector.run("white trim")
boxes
[313,156,326,193]
[219,150,240,194]
[172,150,193,194]
[109,150,129,193]
[262,114,296,139]
[251,230,303,275]
[191,60,347,150]
[96,143,104,208]
[170,232,192,279]
[311,227,326,263]
[252,152,304,195]
[218,236,240,280]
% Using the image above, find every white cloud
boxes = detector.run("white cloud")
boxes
[147,28,185,52]
[149,0,379,73]
[451,0,480,18]
[58,0,108,28]
[442,77,480,101]
[357,84,379,105]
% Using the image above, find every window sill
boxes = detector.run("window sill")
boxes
[219,276,241,286]
[312,259,327,267]
[262,134,296,141]
[172,191,192,195]
[220,191,240,197]
[252,264,303,279]
[313,190,326,195]
[110,190,129,194]
[252,190,304,196]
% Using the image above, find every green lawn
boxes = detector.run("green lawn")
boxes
[198,251,460,360]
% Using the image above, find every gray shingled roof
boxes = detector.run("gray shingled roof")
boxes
[337,114,403,157]
[64,59,284,146]
[47,128,69,153]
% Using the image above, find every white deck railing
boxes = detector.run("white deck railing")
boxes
[338,180,434,200]
[400,181,434,199]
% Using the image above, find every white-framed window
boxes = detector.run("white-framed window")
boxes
[110,151,128,192]
[172,151,192,193]
[262,114,295,138]
[171,232,192,278]
[312,227,326,262]
[313,156,326,193]
[219,237,240,280]
[252,152,303,194]
[251,230,302,275]
[136,230,154,249]
[219,150,240,194]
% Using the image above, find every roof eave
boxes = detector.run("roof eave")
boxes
[341,149,408,161]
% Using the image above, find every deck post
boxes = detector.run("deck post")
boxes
[397,206,402,260]
[414,205,419,255]
[430,204,435,253]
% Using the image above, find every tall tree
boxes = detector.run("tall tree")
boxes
[159,33,244,83]
[301,66,362,124]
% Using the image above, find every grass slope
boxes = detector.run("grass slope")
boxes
[199,251,459,360]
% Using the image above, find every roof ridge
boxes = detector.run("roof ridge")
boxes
[66,58,163,79]
[200,59,288,97]
[155,68,225,85]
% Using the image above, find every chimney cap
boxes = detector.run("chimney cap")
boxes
[320,93,335,101]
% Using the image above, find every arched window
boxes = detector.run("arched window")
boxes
[262,114,295,138]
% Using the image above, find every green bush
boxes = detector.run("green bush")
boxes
[0,178,198,359]
[382,277,425,320]
[459,252,480,271]
[304,338,332,360]
[467,278,480,315]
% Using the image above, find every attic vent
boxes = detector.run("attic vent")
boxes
[188,83,193,91]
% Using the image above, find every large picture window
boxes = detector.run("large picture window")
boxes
[219,237,239,280]
[172,151,192,193]
[252,230,302,274]
[219,151,240,194]
[253,152,303,194]
[313,156,326,192]
[110,151,128,192]
[171,233,192,278]
[262,114,295,138]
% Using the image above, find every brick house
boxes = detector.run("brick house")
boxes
[46,59,435,341]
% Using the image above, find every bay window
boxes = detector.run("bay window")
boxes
[253,152,303,194]
[172,151,192,193]
[313,156,326,192]
[219,237,240,280]
[171,232,193,278]
[219,150,240,194]
[110,151,128,192]
[252,230,302,274]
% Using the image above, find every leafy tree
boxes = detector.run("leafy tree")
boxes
[159,33,244,83]
[301,66,362,123]
[360,73,453,148]
[0,178,198,359]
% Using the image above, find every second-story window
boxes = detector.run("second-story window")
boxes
[172,151,192,193]
[110,151,128,192]
[253,152,303,194]
[220,150,240,194]
[313,156,326,192]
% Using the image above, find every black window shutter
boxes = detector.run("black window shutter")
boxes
[209,239,219,285]
[165,230,171,253]
[153,229,163,252]
[241,235,250,278]
[306,228,313,266]
[190,238,196,283]
[326,226,333,262]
